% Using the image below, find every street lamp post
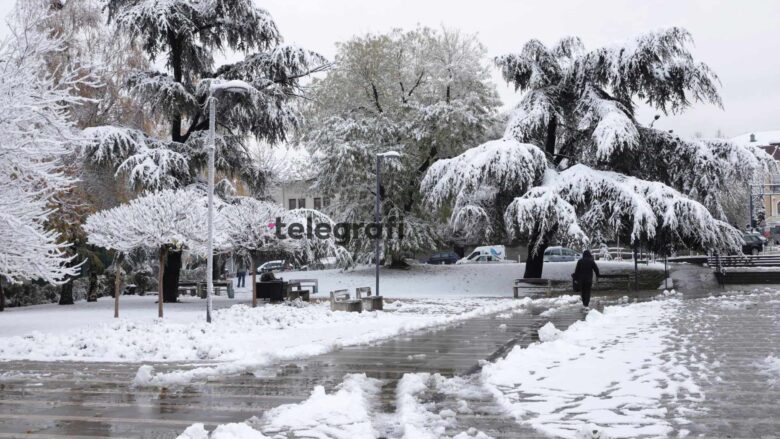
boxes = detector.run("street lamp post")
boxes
[207,93,216,323]
[374,151,401,297]
[206,80,255,323]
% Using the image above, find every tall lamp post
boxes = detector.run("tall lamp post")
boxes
[375,151,401,297]
[207,80,255,323]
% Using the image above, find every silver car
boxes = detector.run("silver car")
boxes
[543,246,581,262]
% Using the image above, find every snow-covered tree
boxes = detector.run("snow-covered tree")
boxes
[84,189,211,317]
[220,197,350,306]
[0,1,95,309]
[304,27,501,265]
[422,28,774,278]
[82,0,329,298]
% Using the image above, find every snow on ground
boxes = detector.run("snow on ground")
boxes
[177,372,495,439]
[281,261,661,299]
[481,299,702,438]
[0,291,579,386]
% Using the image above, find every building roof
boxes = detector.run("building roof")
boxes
[730,131,780,147]
[730,131,780,160]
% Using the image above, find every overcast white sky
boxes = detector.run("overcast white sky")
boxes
[1,0,777,138]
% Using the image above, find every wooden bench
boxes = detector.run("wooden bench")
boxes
[513,278,551,298]
[356,286,383,311]
[330,289,362,312]
[709,255,780,284]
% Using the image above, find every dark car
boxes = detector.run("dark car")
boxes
[426,251,460,265]
[742,233,764,255]
[256,260,292,274]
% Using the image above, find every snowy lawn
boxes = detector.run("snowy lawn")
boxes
[481,298,700,438]
[281,260,662,299]
[0,291,579,386]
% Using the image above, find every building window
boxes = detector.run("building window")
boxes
[776,201,780,216]
[297,198,306,209]
[288,198,296,210]
[323,197,331,208]
[314,197,322,209]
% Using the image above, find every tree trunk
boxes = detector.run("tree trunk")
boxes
[251,252,257,308]
[59,281,74,305]
[162,249,182,303]
[544,115,557,158]
[158,246,167,318]
[523,237,550,279]
[87,272,98,302]
[114,265,122,318]
[0,281,5,312]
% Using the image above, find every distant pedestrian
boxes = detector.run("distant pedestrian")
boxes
[573,250,599,308]
[236,259,247,288]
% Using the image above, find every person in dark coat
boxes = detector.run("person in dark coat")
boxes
[236,260,247,288]
[573,250,599,307]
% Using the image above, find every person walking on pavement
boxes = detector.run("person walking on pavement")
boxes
[573,249,599,308]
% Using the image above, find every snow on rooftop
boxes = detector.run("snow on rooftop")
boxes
[730,131,780,147]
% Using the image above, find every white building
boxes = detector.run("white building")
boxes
[268,178,331,210]
[255,143,332,210]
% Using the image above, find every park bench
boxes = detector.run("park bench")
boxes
[330,289,362,312]
[179,281,234,298]
[178,281,200,296]
[512,278,551,298]
[708,255,780,284]
[356,286,383,311]
[287,279,318,302]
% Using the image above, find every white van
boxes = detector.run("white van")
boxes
[456,245,506,264]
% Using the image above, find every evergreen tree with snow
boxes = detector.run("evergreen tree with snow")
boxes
[0,3,93,310]
[422,28,774,278]
[83,0,328,300]
[303,27,501,265]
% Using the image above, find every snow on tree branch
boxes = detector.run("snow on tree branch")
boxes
[84,189,210,254]
[128,71,199,117]
[505,164,743,254]
[219,198,350,266]
[0,2,91,284]
[421,138,547,230]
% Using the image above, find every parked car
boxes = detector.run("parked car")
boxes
[456,245,506,264]
[257,260,292,274]
[543,246,581,262]
[742,233,764,255]
[426,251,460,265]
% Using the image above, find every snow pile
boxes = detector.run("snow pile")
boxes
[537,321,562,342]
[178,375,381,439]
[482,299,701,438]
[262,374,381,438]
